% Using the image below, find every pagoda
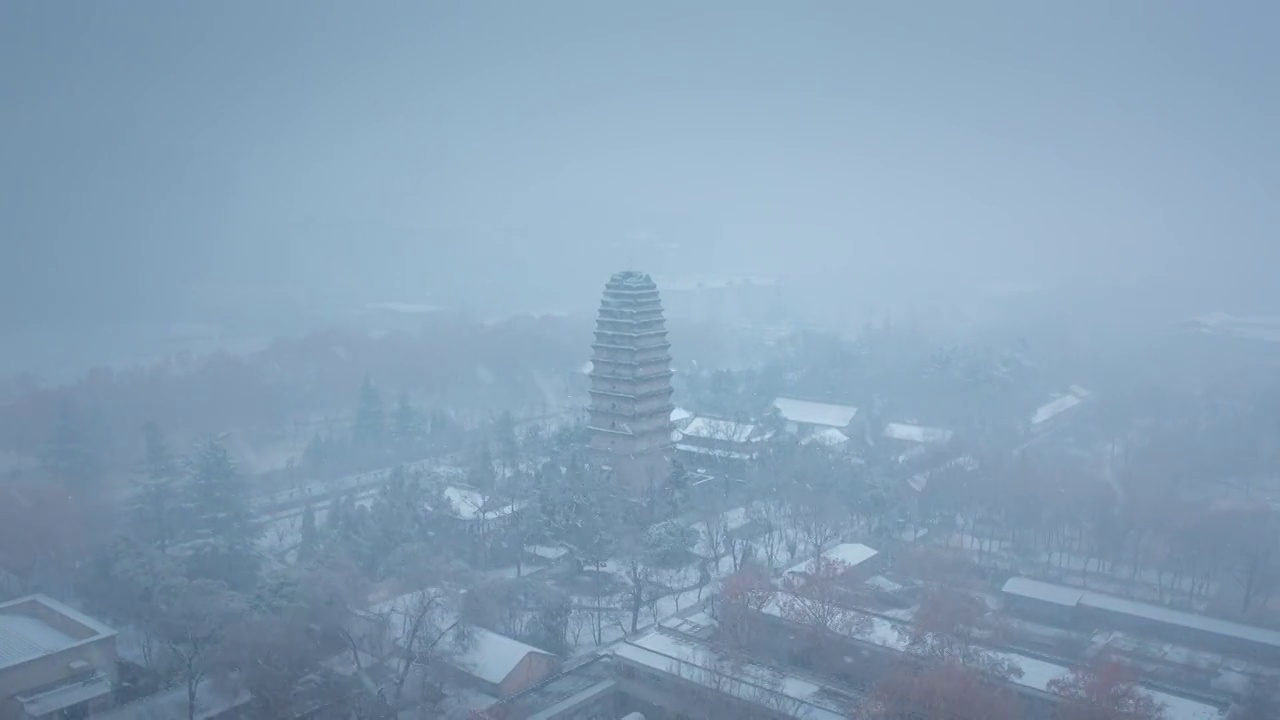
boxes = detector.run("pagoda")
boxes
[587,271,675,495]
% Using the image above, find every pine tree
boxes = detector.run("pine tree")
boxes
[301,432,329,471]
[186,440,259,589]
[39,401,100,489]
[297,501,317,565]
[131,422,180,549]
[393,391,418,445]
[352,376,385,450]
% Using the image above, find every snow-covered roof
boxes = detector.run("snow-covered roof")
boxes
[675,444,753,461]
[16,674,112,717]
[95,678,250,720]
[0,595,116,670]
[883,422,953,444]
[454,627,554,686]
[990,650,1224,720]
[802,427,850,447]
[680,417,758,443]
[444,486,521,521]
[613,630,849,720]
[785,543,879,575]
[670,407,694,424]
[907,455,979,493]
[1004,576,1280,651]
[756,593,1223,720]
[526,545,569,561]
[1001,577,1085,607]
[1080,592,1280,650]
[864,576,904,593]
[0,615,76,668]
[761,594,911,653]
[772,397,858,428]
[1031,394,1083,425]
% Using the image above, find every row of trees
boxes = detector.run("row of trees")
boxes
[0,313,589,486]
[78,425,510,718]
[299,377,466,481]
[912,443,1280,617]
[716,563,1174,720]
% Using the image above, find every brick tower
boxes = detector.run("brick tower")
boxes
[587,271,675,495]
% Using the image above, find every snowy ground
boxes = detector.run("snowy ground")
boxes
[550,504,811,657]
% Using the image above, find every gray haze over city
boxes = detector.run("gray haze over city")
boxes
[2,3,1280,720]
[5,3,1279,359]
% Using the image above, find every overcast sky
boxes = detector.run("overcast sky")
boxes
[2,1,1277,328]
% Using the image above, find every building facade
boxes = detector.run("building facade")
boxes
[587,271,675,495]
[0,595,118,720]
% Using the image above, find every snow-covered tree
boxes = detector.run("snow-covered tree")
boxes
[185,440,259,589]
[392,390,420,449]
[39,400,100,489]
[353,375,386,450]
[155,578,247,720]
[130,422,181,549]
[1048,660,1166,720]
[297,500,318,565]
[620,520,698,633]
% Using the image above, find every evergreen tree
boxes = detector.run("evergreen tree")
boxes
[493,411,520,482]
[393,391,419,445]
[186,440,258,589]
[352,376,385,450]
[467,442,496,492]
[39,401,100,489]
[131,422,180,549]
[301,432,329,471]
[297,500,317,565]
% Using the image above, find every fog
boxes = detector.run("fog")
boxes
[4,1,1278,337]
[4,4,1280,720]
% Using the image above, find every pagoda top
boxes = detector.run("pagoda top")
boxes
[606,271,657,290]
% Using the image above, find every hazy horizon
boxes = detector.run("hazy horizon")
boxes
[3,1,1278,334]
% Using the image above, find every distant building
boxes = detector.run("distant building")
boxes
[675,416,768,477]
[0,595,118,720]
[612,625,854,720]
[784,543,882,584]
[448,627,560,699]
[586,272,676,495]
[650,274,783,327]
[882,422,953,446]
[771,397,859,436]
[1028,385,1092,430]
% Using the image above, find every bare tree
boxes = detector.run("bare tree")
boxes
[863,659,1023,720]
[778,558,868,637]
[786,483,844,561]
[908,587,1014,675]
[368,587,472,708]
[749,499,785,569]
[154,579,246,720]
[716,564,776,651]
[695,505,730,563]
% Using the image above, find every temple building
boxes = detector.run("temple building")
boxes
[587,271,675,495]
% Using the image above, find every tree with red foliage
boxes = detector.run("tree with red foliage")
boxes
[0,480,101,595]
[779,557,867,636]
[908,587,1017,677]
[862,659,1022,720]
[716,563,775,650]
[1048,660,1166,720]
